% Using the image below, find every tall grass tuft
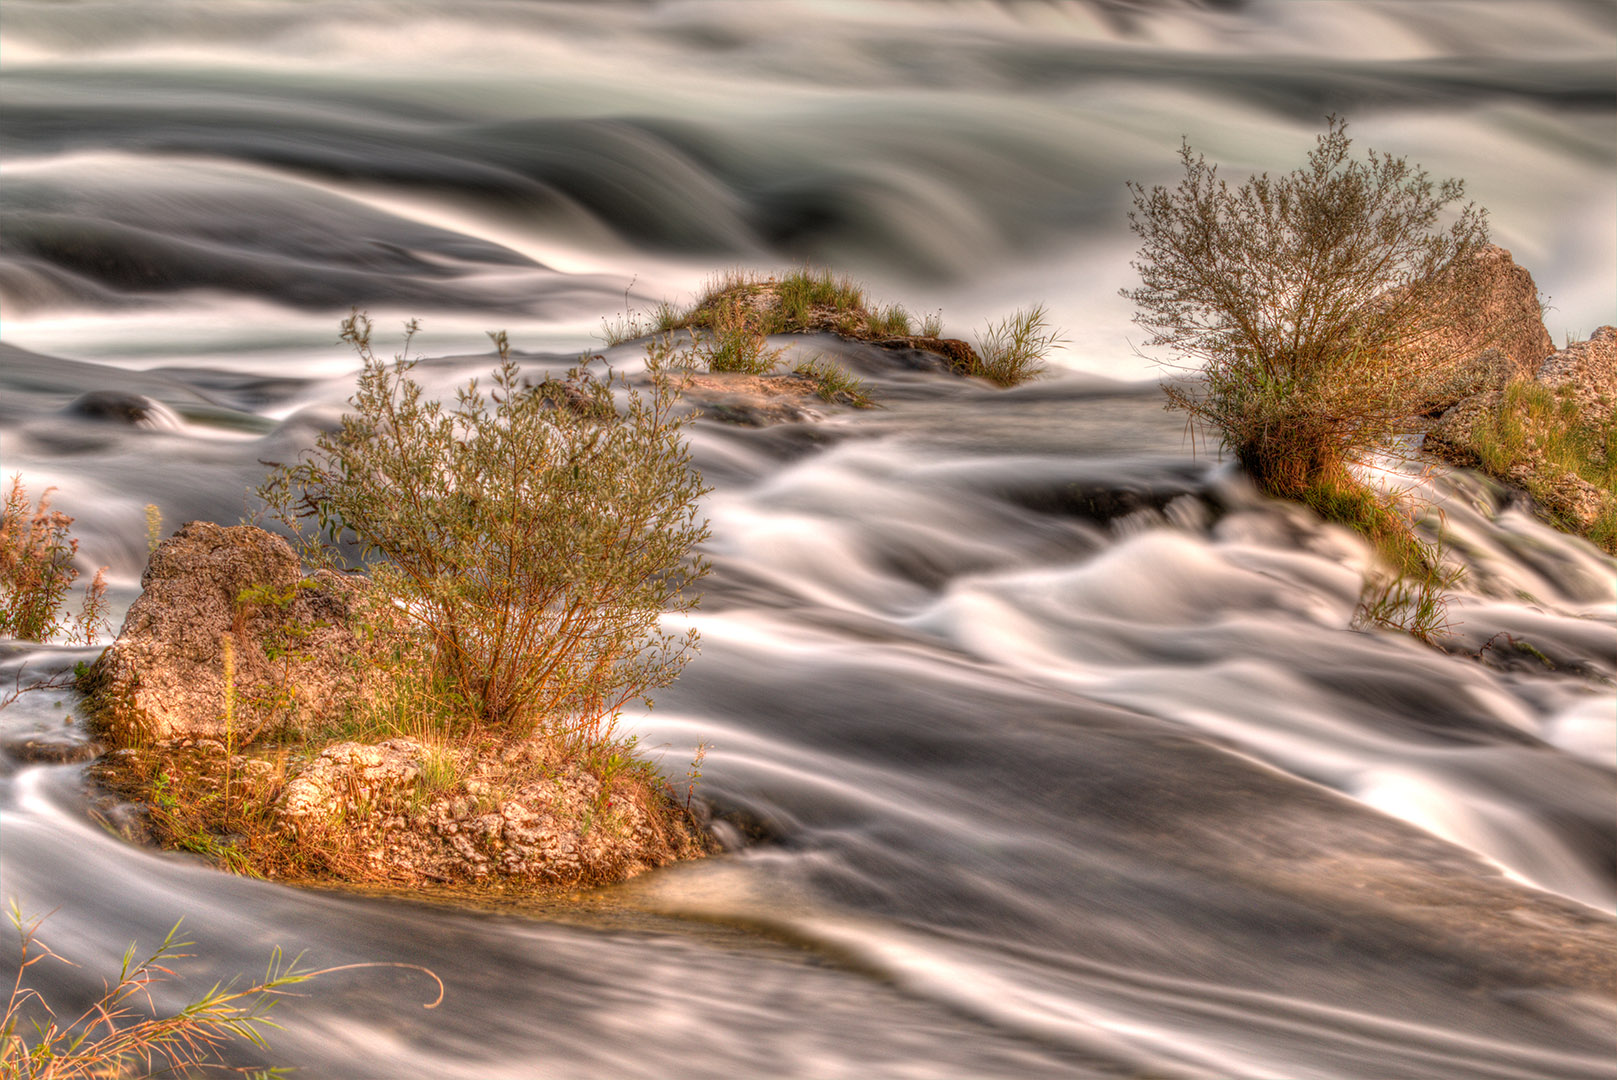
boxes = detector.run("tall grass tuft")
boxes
[2,903,442,1079]
[972,304,1062,387]
[793,358,874,407]
[695,295,784,375]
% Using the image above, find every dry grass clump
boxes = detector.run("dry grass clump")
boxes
[0,477,107,644]
[1298,470,1462,643]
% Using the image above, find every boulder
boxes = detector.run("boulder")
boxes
[83,521,386,742]
[1415,245,1554,411]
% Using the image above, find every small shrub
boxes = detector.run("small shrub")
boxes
[0,477,108,644]
[260,313,711,746]
[971,304,1062,387]
[1123,115,1500,499]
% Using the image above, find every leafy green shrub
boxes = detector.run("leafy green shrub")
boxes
[261,314,711,746]
[1124,116,1495,499]
[970,304,1062,387]
[0,477,107,644]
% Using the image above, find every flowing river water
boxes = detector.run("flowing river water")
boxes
[1,3,1614,1078]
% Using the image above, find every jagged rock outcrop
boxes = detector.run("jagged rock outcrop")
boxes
[1418,245,1555,411]
[82,521,384,742]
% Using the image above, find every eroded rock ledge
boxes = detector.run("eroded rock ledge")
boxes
[84,523,709,892]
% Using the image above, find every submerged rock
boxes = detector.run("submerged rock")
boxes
[81,521,384,742]
[62,390,183,430]
[680,371,825,426]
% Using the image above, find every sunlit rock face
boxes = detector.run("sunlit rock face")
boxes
[83,522,377,742]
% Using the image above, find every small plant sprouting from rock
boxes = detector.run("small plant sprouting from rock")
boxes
[685,740,710,812]
[260,312,712,747]
[145,503,164,554]
[0,476,108,645]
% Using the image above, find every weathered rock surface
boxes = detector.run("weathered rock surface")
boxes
[268,737,701,886]
[1537,325,1615,418]
[1403,245,1554,414]
[82,521,382,742]
[278,739,423,820]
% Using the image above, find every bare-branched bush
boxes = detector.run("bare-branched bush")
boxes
[0,477,107,644]
[261,314,711,745]
[1124,116,1496,498]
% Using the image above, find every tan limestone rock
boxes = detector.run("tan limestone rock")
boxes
[83,521,384,742]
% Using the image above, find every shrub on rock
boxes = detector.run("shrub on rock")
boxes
[259,313,711,747]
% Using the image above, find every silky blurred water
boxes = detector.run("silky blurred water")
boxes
[2,3,1615,1078]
